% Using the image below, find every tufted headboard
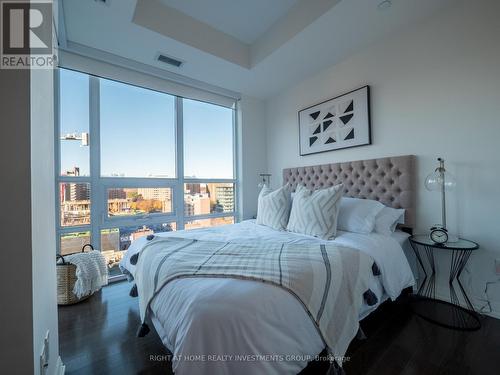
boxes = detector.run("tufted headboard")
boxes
[283,155,416,228]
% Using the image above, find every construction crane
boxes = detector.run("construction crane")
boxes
[60,132,89,146]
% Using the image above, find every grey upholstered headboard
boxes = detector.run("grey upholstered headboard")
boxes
[283,155,416,228]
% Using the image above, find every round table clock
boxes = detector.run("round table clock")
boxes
[430,226,448,244]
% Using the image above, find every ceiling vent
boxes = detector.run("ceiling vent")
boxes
[157,54,184,68]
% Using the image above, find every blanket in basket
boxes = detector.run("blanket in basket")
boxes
[134,237,374,358]
[63,250,108,298]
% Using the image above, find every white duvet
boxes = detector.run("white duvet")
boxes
[120,220,414,375]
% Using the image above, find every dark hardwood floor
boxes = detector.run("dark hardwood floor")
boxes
[59,281,500,375]
[58,281,172,375]
[345,299,500,375]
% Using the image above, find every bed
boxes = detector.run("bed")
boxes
[120,155,416,375]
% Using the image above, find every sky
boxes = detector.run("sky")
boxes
[60,69,234,179]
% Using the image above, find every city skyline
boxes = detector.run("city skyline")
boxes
[60,183,234,226]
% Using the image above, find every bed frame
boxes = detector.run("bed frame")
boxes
[283,155,416,373]
[282,155,416,230]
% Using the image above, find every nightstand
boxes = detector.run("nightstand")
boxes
[409,234,480,331]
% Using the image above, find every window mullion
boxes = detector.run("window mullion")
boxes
[100,214,177,230]
[233,104,240,222]
[99,177,178,187]
[183,178,236,184]
[89,76,101,249]
[175,97,185,230]
[54,68,61,254]
[59,225,92,234]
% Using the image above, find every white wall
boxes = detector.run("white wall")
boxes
[238,95,268,219]
[31,3,60,374]
[31,66,59,374]
[264,0,500,315]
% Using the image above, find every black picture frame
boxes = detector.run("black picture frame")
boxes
[298,85,372,156]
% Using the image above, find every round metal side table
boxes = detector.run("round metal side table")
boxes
[409,234,480,331]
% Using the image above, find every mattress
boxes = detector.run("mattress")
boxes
[121,220,414,375]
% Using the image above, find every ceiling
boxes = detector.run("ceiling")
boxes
[158,0,299,45]
[60,0,456,98]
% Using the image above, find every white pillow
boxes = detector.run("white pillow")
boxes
[256,185,292,231]
[337,197,385,234]
[374,207,406,236]
[287,184,343,240]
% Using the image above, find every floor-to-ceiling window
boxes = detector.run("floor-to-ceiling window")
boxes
[56,68,237,278]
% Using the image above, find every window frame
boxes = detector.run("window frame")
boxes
[55,68,239,279]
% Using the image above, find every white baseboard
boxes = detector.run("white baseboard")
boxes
[55,356,65,375]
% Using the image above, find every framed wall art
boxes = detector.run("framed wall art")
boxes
[298,86,371,156]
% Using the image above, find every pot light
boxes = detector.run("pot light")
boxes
[377,0,392,11]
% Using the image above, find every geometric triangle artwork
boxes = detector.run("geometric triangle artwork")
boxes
[340,113,354,125]
[325,137,336,144]
[313,125,321,135]
[344,101,354,113]
[344,128,355,140]
[323,120,333,132]
[323,112,334,119]
[310,111,321,120]
[309,136,318,146]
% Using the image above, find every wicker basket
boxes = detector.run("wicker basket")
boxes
[57,244,94,305]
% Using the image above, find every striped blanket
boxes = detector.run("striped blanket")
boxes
[134,237,375,359]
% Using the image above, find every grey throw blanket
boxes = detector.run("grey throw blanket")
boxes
[134,237,374,359]
[61,250,108,298]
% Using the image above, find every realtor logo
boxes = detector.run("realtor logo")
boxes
[1,1,56,69]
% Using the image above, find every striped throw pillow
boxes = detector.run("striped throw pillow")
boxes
[256,185,292,230]
[287,184,343,240]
